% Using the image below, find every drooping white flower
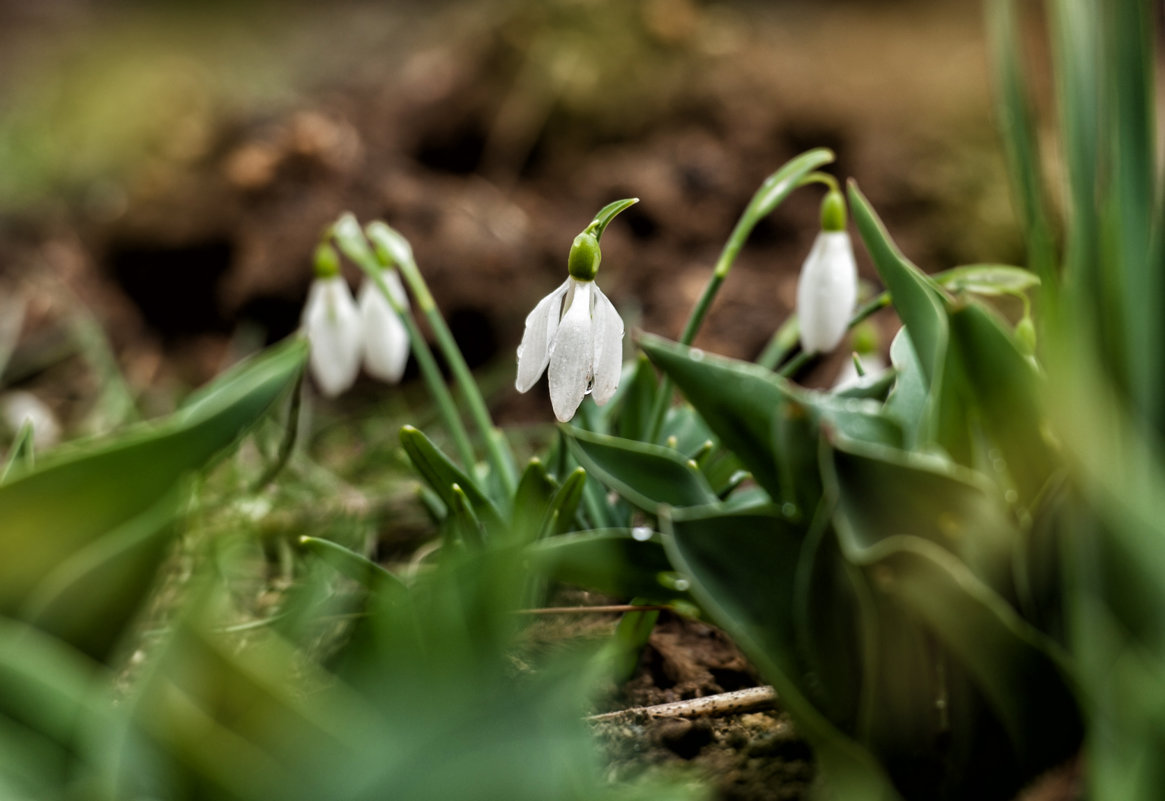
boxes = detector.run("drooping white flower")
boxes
[0,390,60,449]
[358,270,409,384]
[302,275,362,397]
[796,192,857,355]
[515,276,624,422]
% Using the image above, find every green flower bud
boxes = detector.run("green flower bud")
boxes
[567,232,601,281]
[820,189,847,232]
[313,242,341,278]
[1015,316,1037,355]
[851,320,880,354]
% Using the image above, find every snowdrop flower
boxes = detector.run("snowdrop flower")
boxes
[516,231,624,422]
[0,390,60,449]
[358,268,409,384]
[302,243,362,397]
[796,190,857,355]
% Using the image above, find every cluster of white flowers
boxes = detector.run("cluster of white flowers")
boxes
[302,247,409,397]
[515,190,858,420]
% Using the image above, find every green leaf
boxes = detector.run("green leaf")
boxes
[882,327,928,449]
[0,617,109,794]
[18,490,178,663]
[661,504,901,801]
[826,436,1019,595]
[545,467,587,536]
[937,264,1040,297]
[832,527,1081,777]
[945,303,1055,506]
[509,459,558,545]
[528,529,682,602]
[298,536,405,595]
[561,426,718,513]
[399,425,506,535]
[848,182,949,389]
[0,338,307,656]
[614,355,659,442]
[1,422,35,483]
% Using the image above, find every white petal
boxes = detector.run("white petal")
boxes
[359,278,409,383]
[589,284,624,406]
[515,278,570,393]
[547,280,594,421]
[382,269,409,309]
[303,277,363,397]
[796,231,858,354]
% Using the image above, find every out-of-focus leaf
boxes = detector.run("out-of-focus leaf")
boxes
[937,264,1040,297]
[399,425,505,535]
[528,529,683,602]
[1,422,35,483]
[0,338,307,653]
[826,437,1019,595]
[945,304,1055,508]
[831,528,1081,780]
[298,536,405,595]
[562,426,718,513]
[0,617,109,797]
[18,490,177,663]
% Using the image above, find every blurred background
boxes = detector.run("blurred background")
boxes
[0,0,1022,429]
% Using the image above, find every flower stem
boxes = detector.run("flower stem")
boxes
[644,149,836,441]
[360,262,478,471]
[394,253,518,496]
[773,292,891,377]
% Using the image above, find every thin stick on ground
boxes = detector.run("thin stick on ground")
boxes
[587,686,777,723]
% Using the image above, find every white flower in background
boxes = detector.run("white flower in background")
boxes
[358,269,409,384]
[832,353,888,391]
[796,190,857,355]
[302,251,363,397]
[0,390,61,449]
[516,232,624,422]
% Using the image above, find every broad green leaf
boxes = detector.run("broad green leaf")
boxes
[561,426,718,513]
[640,333,800,500]
[614,355,659,442]
[833,531,1081,778]
[848,183,949,389]
[882,328,928,449]
[18,490,178,663]
[528,529,682,602]
[640,334,902,507]
[945,303,1055,507]
[399,425,505,535]
[661,504,901,801]
[0,338,307,624]
[825,436,1019,595]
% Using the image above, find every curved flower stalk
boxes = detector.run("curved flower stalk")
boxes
[516,221,628,422]
[302,244,362,397]
[796,189,858,355]
[358,269,410,384]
